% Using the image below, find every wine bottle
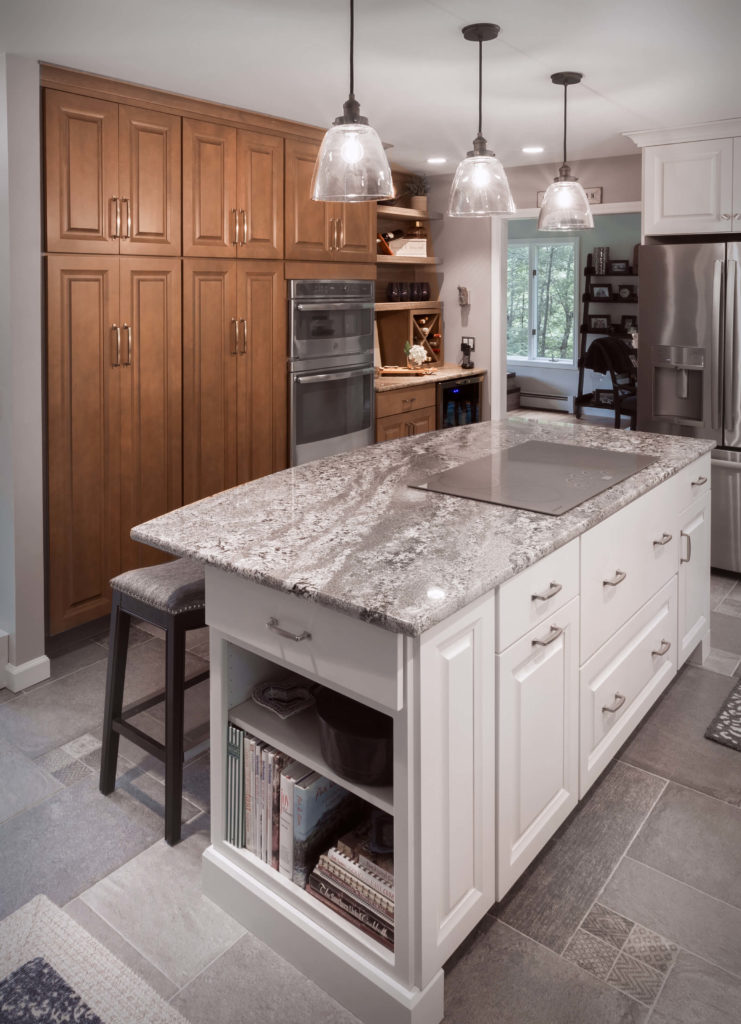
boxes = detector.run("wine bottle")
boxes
[381,229,404,242]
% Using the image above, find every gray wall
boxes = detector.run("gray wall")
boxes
[506,154,642,209]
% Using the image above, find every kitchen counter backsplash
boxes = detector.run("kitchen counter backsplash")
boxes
[132,420,713,637]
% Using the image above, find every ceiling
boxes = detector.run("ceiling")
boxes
[2,0,740,173]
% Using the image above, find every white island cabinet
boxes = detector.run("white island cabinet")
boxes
[131,420,713,1024]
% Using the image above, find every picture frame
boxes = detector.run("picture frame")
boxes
[589,314,611,331]
[616,284,636,301]
[621,315,638,331]
[607,259,631,275]
[590,284,612,300]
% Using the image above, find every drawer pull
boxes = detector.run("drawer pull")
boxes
[267,617,312,643]
[680,530,692,564]
[532,625,564,647]
[691,475,708,487]
[652,639,671,657]
[531,581,563,602]
[653,532,673,547]
[602,693,626,714]
[603,570,627,588]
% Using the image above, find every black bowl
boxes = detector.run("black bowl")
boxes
[315,687,392,786]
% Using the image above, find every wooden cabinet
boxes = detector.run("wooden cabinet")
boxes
[45,90,181,255]
[375,383,436,442]
[183,119,284,259]
[183,259,287,504]
[46,255,181,634]
[643,138,739,235]
[284,139,375,262]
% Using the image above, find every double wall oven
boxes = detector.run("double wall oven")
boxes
[289,280,375,466]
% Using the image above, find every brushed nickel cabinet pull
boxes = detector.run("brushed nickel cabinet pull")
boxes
[653,532,673,547]
[602,693,626,713]
[603,570,627,587]
[680,530,692,564]
[652,639,671,657]
[241,209,248,245]
[267,616,311,642]
[531,581,563,602]
[339,217,344,250]
[112,196,120,238]
[240,318,247,355]
[231,318,239,355]
[232,208,239,245]
[122,197,131,238]
[111,324,121,366]
[123,323,132,365]
[691,476,708,486]
[721,213,732,220]
[532,624,564,647]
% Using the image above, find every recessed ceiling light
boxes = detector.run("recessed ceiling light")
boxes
[522,146,544,154]
[427,157,447,164]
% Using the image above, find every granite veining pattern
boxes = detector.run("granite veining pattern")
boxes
[132,420,713,637]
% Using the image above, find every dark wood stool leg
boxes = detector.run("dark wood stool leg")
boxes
[100,592,131,795]
[164,617,186,845]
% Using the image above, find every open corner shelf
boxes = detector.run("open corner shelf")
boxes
[376,204,442,222]
[376,255,441,266]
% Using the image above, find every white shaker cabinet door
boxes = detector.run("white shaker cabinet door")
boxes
[678,492,711,666]
[643,139,734,235]
[496,597,579,899]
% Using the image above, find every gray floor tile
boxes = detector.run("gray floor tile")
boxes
[443,918,648,1024]
[562,929,620,980]
[716,591,741,617]
[651,949,741,1024]
[628,782,741,909]
[64,897,178,1000]
[93,624,153,651]
[184,626,209,653]
[619,664,741,806]
[497,761,665,953]
[0,736,62,824]
[0,688,18,705]
[581,903,634,949]
[62,734,102,759]
[622,924,677,974]
[107,763,202,833]
[709,610,741,655]
[710,573,738,611]
[606,952,664,1005]
[702,648,741,676]
[46,640,108,684]
[600,857,741,979]
[80,831,245,988]
[51,760,94,786]
[0,775,159,918]
[171,927,360,1024]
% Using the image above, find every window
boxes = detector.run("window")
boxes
[507,238,578,363]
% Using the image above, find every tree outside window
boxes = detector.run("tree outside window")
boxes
[507,239,578,363]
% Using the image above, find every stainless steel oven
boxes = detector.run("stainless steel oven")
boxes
[289,280,375,465]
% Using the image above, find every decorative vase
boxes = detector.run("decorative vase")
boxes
[409,196,428,212]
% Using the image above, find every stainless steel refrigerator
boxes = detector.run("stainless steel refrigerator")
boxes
[637,241,741,572]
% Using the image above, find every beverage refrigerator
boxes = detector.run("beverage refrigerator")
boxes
[637,242,741,571]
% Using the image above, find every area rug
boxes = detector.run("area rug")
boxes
[705,678,741,751]
[0,895,188,1024]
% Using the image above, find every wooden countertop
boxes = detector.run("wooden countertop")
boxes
[375,365,485,392]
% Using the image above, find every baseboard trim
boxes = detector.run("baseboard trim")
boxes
[3,654,51,692]
[519,393,572,413]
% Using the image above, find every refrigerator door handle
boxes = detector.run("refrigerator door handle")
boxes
[724,259,739,436]
[712,259,723,431]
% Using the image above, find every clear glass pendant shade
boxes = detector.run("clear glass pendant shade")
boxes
[311,121,393,202]
[448,154,515,217]
[537,178,594,230]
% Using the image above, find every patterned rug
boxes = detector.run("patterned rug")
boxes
[705,678,741,751]
[0,895,188,1024]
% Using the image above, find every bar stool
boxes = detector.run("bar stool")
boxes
[99,558,209,845]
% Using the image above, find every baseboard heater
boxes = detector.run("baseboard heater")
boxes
[518,392,572,413]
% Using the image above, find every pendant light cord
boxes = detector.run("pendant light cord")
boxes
[349,0,355,98]
[562,83,568,165]
[478,39,483,137]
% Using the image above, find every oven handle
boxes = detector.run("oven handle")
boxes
[295,367,375,385]
[294,302,375,312]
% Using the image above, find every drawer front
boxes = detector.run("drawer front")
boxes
[496,539,579,653]
[205,567,402,711]
[672,453,711,512]
[580,481,677,662]
[375,383,436,419]
[580,576,677,796]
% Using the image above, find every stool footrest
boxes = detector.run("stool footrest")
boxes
[117,669,210,723]
[112,721,166,762]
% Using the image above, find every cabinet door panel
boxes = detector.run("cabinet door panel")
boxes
[407,408,435,436]
[236,262,287,482]
[46,256,120,633]
[183,259,238,502]
[183,119,237,257]
[236,131,284,259]
[45,90,119,254]
[119,258,182,570]
[119,106,181,256]
[285,139,330,260]
[678,493,710,665]
[643,139,734,235]
[336,203,376,262]
[375,411,407,442]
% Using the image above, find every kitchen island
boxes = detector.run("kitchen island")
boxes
[133,419,713,1024]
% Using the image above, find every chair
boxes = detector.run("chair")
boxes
[99,558,209,845]
[580,335,638,429]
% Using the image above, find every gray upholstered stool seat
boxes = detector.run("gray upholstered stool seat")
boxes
[100,557,209,845]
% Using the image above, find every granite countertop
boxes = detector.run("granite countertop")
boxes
[375,365,484,392]
[132,421,714,637]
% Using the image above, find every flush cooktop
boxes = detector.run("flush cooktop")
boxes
[411,441,657,515]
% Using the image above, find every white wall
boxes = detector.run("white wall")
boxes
[506,154,642,209]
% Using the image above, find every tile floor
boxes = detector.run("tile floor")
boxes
[0,574,740,1023]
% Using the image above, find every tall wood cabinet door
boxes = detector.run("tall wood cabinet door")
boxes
[284,139,331,260]
[183,119,237,258]
[44,90,119,254]
[236,131,284,259]
[236,262,287,483]
[119,258,182,571]
[496,597,579,899]
[335,202,376,261]
[46,256,121,634]
[183,259,238,503]
[118,106,182,256]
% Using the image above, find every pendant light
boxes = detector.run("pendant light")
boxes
[448,23,515,218]
[311,0,393,203]
[538,72,594,231]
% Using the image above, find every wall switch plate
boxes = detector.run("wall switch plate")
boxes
[461,336,475,350]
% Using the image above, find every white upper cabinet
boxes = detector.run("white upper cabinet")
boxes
[643,138,735,235]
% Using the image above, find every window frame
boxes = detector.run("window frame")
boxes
[506,236,580,367]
